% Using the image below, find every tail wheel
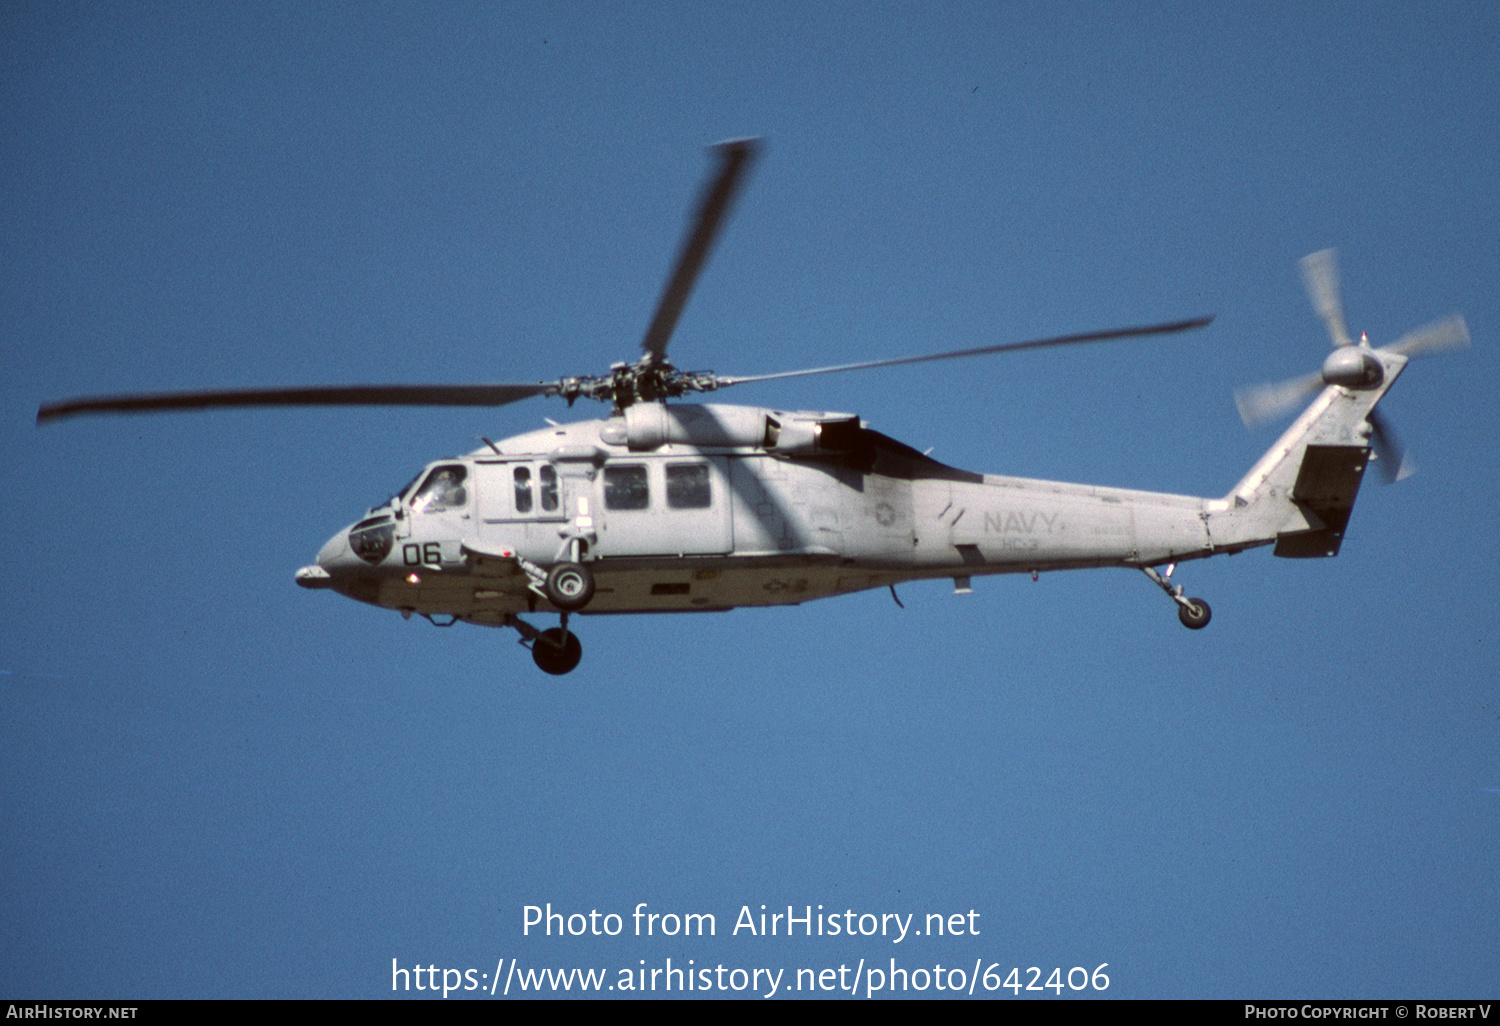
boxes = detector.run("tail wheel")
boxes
[544,562,595,611]
[532,628,583,675]
[1178,598,1212,630]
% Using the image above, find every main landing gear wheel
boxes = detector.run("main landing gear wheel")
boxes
[1178,598,1212,630]
[532,627,583,675]
[544,561,595,611]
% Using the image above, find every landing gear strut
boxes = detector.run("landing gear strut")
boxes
[503,612,585,675]
[1141,563,1212,630]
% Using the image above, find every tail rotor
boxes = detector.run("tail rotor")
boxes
[1234,248,1469,481]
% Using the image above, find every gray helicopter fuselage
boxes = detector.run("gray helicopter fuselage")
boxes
[302,401,1246,625]
[39,130,1454,675]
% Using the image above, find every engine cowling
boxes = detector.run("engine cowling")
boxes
[600,403,862,454]
[761,412,862,454]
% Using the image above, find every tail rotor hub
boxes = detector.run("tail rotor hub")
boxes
[1321,346,1384,389]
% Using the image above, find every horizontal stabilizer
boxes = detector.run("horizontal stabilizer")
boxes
[1273,444,1371,557]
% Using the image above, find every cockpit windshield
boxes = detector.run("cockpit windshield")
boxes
[370,470,424,513]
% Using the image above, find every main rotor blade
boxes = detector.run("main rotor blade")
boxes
[1382,313,1470,359]
[1234,370,1324,428]
[639,137,761,364]
[37,382,556,424]
[1300,248,1353,349]
[715,316,1215,388]
[1368,407,1414,482]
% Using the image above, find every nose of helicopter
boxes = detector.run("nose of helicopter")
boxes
[317,527,352,566]
[294,526,352,589]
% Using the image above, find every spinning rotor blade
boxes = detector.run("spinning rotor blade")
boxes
[1234,371,1325,428]
[1300,248,1354,349]
[639,138,761,364]
[37,382,556,424]
[715,315,1215,388]
[1383,313,1470,359]
[1368,407,1414,483]
[1358,315,1468,482]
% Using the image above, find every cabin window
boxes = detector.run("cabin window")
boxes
[539,465,559,512]
[604,465,649,511]
[666,464,711,509]
[411,465,468,513]
[513,467,533,513]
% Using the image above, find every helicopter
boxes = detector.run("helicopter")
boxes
[38,139,1469,675]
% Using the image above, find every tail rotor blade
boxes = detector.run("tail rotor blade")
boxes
[1383,313,1470,359]
[1234,370,1325,428]
[1300,248,1353,349]
[1368,407,1415,482]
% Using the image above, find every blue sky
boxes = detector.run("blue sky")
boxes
[3,2,1497,998]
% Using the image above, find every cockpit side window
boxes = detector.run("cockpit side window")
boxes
[411,465,468,513]
[513,466,533,513]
